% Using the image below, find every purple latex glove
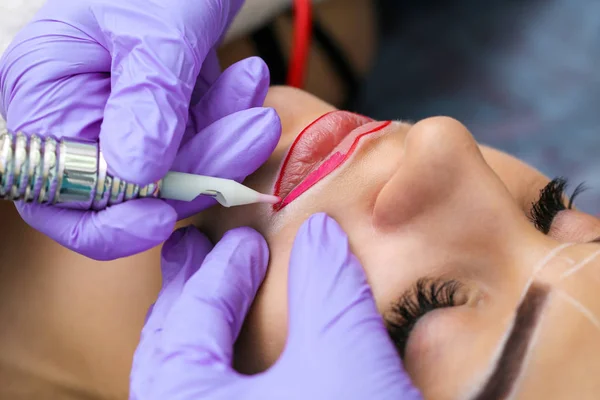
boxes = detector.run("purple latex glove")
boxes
[0,0,281,260]
[130,213,423,400]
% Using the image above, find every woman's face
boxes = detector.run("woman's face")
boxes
[196,86,600,399]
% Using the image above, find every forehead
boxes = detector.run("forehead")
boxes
[513,292,600,398]
[507,245,600,398]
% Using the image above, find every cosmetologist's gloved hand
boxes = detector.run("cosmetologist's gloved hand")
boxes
[0,0,280,260]
[130,213,422,400]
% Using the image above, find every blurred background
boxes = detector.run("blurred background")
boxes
[364,0,600,215]
[2,0,600,212]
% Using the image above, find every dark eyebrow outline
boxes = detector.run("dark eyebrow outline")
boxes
[470,283,550,400]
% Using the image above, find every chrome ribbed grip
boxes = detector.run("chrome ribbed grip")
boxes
[0,128,162,210]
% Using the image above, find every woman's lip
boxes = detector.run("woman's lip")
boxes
[273,110,391,210]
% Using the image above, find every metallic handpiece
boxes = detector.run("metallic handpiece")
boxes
[0,125,281,209]
[0,127,161,210]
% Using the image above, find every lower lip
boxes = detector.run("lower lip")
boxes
[275,120,391,209]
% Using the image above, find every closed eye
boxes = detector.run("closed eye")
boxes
[529,177,586,234]
[386,278,462,358]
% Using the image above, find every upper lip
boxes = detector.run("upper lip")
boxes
[273,110,389,209]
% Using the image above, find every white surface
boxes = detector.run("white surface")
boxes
[0,0,329,54]
[0,0,46,54]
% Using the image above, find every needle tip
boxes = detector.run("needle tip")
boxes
[257,194,281,204]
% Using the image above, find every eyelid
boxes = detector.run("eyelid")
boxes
[386,278,464,357]
[546,209,600,243]
[530,177,586,234]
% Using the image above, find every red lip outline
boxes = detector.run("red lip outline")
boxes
[273,111,391,210]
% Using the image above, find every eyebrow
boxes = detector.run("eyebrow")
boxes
[470,283,550,400]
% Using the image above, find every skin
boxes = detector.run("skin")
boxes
[1,85,600,399]
[195,86,600,399]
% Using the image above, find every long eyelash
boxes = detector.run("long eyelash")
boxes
[387,278,461,358]
[569,182,587,209]
[530,177,586,234]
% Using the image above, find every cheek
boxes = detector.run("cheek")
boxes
[479,145,549,212]
[513,299,600,398]
[357,239,443,314]
[405,310,483,399]
[233,232,294,373]
[404,306,511,400]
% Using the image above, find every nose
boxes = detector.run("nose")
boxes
[373,116,519,232]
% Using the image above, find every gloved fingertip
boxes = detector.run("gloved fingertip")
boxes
[159,227,269,360]
[209,106,281,168]
[268,107,282,130]
[188,57,273,133]
[160,226,193,284]
[218,227,269,277]
[161,225,212,288]
[162,225,211,261]
[287,213,372,335]
[262,106,280,124]
[239,56,270,102]
[243,56,270,81]
[239,105,279,124]
[196,226,269,301]
[250,107,282,149]
[162,226,193,258]
[299,212,348,247]
[290,213,354,280]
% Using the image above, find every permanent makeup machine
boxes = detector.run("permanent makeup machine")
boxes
[0,0,312,210]
[0,0,314,211]
[0,125,280,209]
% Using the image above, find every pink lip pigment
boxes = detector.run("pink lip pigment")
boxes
[274,120,391,210]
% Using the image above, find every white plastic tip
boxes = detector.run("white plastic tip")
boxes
[159,172,282,208]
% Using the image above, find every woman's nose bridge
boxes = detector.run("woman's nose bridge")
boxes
[373,116,499,229]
